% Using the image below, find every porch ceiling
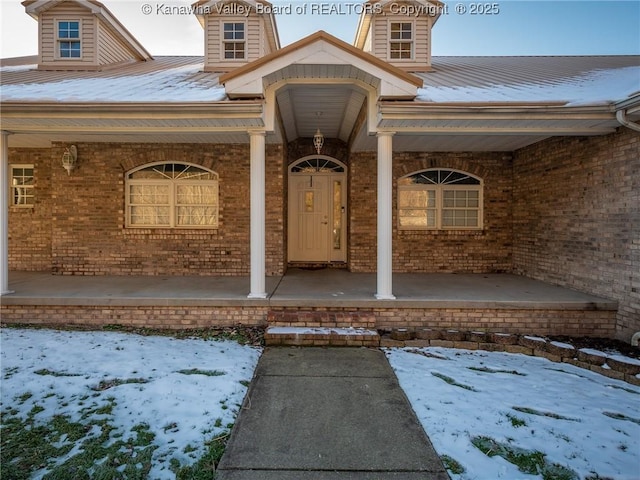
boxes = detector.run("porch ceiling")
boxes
[276,83,366,144]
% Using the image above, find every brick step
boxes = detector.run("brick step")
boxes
[267,309,376,329]
[265,326,380,347]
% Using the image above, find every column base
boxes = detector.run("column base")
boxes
[375,293,396,300]
[247,292,268,299]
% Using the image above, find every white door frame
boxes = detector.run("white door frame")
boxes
[288,155,347,263]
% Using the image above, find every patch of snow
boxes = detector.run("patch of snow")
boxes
[579,348,608,357]
[266,326,377,336]
[608,354,640,366]
[386,347,640,480]
[0,64,37,73]
[550,341,575,350]
[0,64,227,102]
[417,66,640,105]
[523,335,547,342]
[0,328,261,479]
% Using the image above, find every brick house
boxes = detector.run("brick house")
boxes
[1,0,639,341]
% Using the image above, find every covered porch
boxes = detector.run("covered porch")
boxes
[1,269,618,339]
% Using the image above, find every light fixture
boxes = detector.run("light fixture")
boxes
[61,145,77,175]
[313,112,324,155]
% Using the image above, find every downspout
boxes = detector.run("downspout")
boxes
[616,109,640,132]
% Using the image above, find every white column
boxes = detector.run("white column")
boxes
[1,131,12,295]
[248,130,267,299]
[376,131,395,299]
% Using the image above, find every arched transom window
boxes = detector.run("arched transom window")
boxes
[398,168,483,230]
[126,162,219,228]
[290,157,345,173]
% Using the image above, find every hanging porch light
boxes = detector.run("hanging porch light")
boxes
[313,111,324,154]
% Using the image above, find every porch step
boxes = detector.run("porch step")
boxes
[267,309,376,329]
[265,326,380,347]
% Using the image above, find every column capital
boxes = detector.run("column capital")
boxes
[247,129,266,137]
[376,130,396,138]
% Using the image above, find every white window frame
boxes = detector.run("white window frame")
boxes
[56,19,82,60]
[221,21,246,60]
[388,20,414,60]
[398,169,483,230]
[11,164,35,208]
[125,162,219,229]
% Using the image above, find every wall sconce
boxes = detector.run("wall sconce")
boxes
[313,112,324,155]
[61,145,77,175]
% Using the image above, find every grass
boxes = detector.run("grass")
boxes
[431,372,478,391]
[512,406,581,422]
[0,406,156,480]
[602,411,640,425]
[468,366,527,376]
[440,454,465,475]
[176,369,226,377]
[471,436,579,480]
[1,327,258,479]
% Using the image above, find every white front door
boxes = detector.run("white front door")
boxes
[288,158,347,263]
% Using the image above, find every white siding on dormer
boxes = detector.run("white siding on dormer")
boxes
[203,4,272,72]
[41,7,96,67]
[97,20,138,67]
[363,1,434,72]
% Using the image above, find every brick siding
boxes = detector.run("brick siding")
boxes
[513,128,640,341]
[349,151,513,273]
[9,142,285,276]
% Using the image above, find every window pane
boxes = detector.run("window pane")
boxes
[130,206,170,226]
[176,184,217,205]
[399,189,435,208]
[60,41,81,58]
[399,209,436,227]
[11,167,35,206]
[129,184,169,205]
[177,206,218,226]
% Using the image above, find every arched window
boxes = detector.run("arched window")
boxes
[290,156,345,173]
[398,168,483,230]
[126,162,219,228]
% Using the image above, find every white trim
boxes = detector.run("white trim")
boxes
[1,131,13,295]
[55,18,83,61]
[220,19,247,62]
[10,164,35,209]
[397,168,484,230]
[376,131,396,300]
[248,130,267,299]
[387,19,415,61]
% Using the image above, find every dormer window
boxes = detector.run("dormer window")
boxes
[57,20,81,58]
[223,22,245,59]
[389,22,413,60]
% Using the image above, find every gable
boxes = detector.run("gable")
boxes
[220,30,423,99]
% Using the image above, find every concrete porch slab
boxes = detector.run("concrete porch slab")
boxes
[1,269,618,311]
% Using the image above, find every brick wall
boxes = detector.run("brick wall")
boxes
[513,128,640,341]
[349,151,513,273]
[8,148,53,271]
[9,142,285,276]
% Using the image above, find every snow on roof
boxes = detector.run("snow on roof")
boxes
[1,55,639,105]
[1,59,226,103]
[416,65,640,105]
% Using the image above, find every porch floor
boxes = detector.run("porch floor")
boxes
[2,269,617,311]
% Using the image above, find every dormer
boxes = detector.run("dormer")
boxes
[23,0,152,71]
[354,0,443,72]
[193,0,280,72]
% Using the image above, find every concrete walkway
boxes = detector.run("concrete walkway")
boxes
[216,348,450,480]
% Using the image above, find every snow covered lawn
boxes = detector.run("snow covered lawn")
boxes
[386,347,640,480]
[1,328,261,479]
